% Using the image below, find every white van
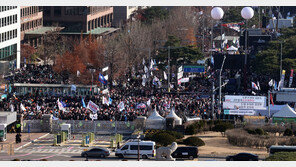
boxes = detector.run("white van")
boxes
[115,140,156,159]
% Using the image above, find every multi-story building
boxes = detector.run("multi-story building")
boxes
[112,6,139,27]
[20,6,43,46]
[43,6,113,32]
[0,6,20,70]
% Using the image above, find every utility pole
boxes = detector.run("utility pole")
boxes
[168,46,171,93]
[244,20,248,92]
[211,20,213,53]
[211,80,215,119]
[220,20,223,53]
[91,70,94,95]
[276,6,279,32]
[244,21,248,66]
[202,14,205,53]
[210,18,215,119]
[137,132,140,161]
[280,41,283,80]
[259,6,261,28]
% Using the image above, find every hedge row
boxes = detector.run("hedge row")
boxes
[185,120,234,135]
[245,126,296,136]
[145,130,205,147]
[144,130,184,146]
[265,152,296,161]
[226,129,276,148]
[226,129,296,148]
[244,124,296,136]
[246,128,267,136]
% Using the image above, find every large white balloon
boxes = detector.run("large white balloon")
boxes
[211,7,224,20]
[241,7,254,20]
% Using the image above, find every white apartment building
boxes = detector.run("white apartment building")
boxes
[0,6,21,69]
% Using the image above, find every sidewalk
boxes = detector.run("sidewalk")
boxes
[1,133,49,150]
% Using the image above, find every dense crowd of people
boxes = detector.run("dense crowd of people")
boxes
[0,63,217,120]
[0,92,213,121]
[0,62,277,121]
[5,64,69,84]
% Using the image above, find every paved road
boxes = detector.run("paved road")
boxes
[0,143,222,161]
[0,146,226,161]
[0,151,214,161]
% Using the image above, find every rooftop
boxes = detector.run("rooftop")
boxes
[25,27,64,35]
[25,26,119,36]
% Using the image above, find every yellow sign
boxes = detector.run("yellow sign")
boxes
[244,116,265,120]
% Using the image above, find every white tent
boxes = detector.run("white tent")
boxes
[227,46,238,55]
[273,104,296,118]
[145,109,165,129]
[255,105,285,117]
[227,46,238,51]
[166,108,182,125]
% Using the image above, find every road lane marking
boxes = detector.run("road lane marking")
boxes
[31,153,61,161]
[0,152,32,159]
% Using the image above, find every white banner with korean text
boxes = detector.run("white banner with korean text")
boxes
[223,95,266,110]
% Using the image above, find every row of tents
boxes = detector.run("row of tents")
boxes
[145,108,182,129]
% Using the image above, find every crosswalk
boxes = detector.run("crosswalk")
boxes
[16,146,86,154]
[13,135,115,155]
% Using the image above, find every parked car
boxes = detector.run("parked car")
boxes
[226,153,258,161]
[115,140,156,159]
[81,147,110,158]
[171,146,199,160]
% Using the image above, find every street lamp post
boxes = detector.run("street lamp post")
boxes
[241,7,254,65]
[210,19,215,119]
[241,7,254,92]
[211,7,224,118]
[219,55,226,118]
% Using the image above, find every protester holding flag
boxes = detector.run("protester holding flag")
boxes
[81,97,86,108]
[98,73,108,86]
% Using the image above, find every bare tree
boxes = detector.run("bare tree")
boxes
[104,34,126,82]
[37,28,74,65]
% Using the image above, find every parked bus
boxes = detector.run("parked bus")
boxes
[269,145,296,155]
